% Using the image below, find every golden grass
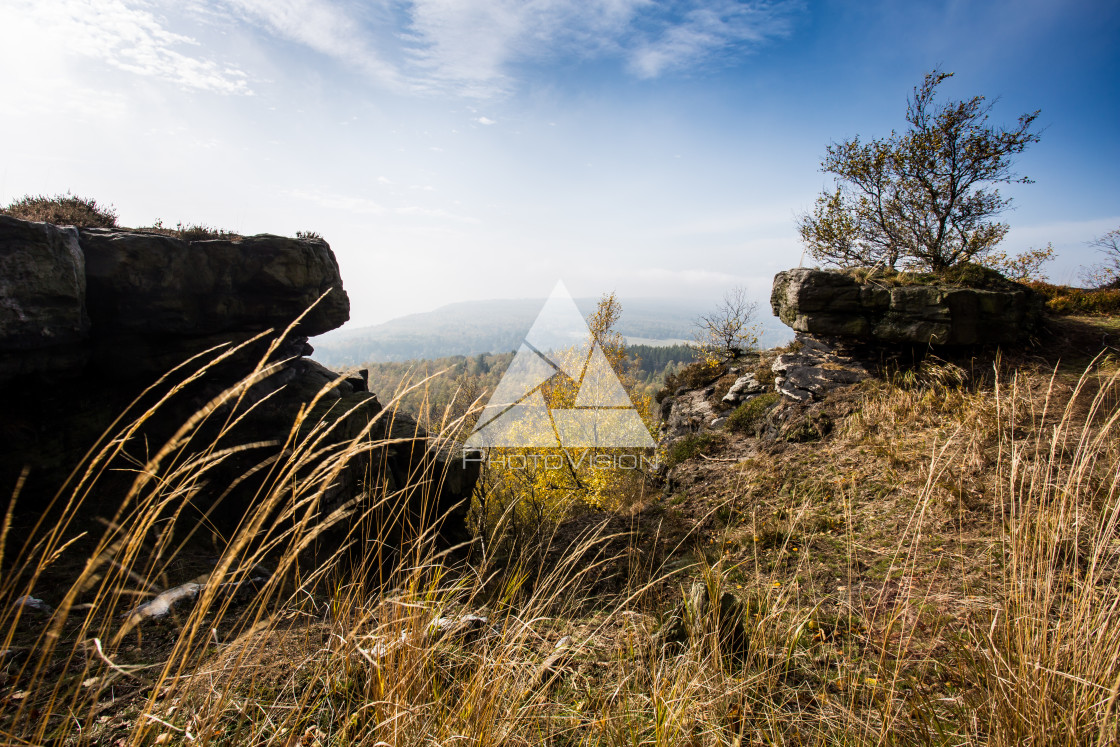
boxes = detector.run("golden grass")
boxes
[2,343,1119,745]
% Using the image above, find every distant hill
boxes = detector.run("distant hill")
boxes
[311,297,794,367]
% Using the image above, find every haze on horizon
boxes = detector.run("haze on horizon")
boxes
[1,0,1117,329]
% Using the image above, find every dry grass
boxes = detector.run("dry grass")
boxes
[2,192,118,228]
[1,338,1119,744]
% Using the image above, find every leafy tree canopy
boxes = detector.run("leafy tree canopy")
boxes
[798,70,1043,274]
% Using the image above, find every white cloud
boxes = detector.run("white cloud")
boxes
[213,0,799,97]
[222,0,404,89]
[395,206,481,224]
[0,0,252,95]
[399,0,800,95]
[628,1,800,78]
[0,0,802,105]
[287,188,386,215]
[476,116,497,125]
[400,0,646,96]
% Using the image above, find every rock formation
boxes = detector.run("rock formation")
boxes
[656,265,1043,463]
[0,215,475,544]
[771,267,1043,346]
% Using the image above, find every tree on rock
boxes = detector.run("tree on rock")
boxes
[692,286,759,364]
[797,70,1042,273]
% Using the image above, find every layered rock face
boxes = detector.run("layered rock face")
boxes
[0,218,88,380]
[771,268,1042,346]
[0,215,474,543]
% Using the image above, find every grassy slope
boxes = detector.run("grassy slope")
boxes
[1,316,1119,745]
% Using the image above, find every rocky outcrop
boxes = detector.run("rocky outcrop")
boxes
[0,215,475,544]
[0,219,350,382]
[0,217,89,380]
[721,374,765,404]
[771,268,1043,346]
[771,336,871,402]
[659,385,720,441]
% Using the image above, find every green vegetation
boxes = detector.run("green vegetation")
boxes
[626,343,695,382]
[3,322,1120,745]
[665,431,721,467]
[659,357,724,400]
[725,392,779,434]
[1029,281,1120,315]
[356,344,694,431]
[797,69,1045,274]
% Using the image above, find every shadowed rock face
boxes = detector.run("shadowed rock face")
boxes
[0,217,89,380]
[0,217,350,383]
[0,216,474,546]
[771,268,1043,346]
[80,229,349,340]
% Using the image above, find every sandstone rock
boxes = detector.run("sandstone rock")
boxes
[0,215,475,550]
[0,216,89,379]
[771,268,1042,345]
[79,229,348,375]
[771,335,870,402]
[658,387,717,446]
[721,374,765,403]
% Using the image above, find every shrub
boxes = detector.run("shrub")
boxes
[664,432,720,467]
[175,222,240,241]
[1028,281,1120,316]
[659,359,723,402]
[844,262,1026,291]
[1,192,118,227]
[725,392,780,434]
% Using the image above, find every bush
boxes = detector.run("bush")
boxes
[658,359,723,402]
[1028,281,1120,316]
[664,432,720,467]
[844,263,1026,291]
[2,192,118,228]
[175,222,240,241]
[725,393,780,434]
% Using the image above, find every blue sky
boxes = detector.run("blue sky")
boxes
[1,0,1117,328]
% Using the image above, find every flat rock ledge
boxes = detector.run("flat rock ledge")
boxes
[771,267,1043,346]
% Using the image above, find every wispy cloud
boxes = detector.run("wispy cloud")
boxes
[222,0,405,89]
[627,1,801,78]
[400,0,800,95]
[395,205,481,224]
[221,0,800,97]
[0,0,251,95]
[287,188,386,215]
[1,0,801,101]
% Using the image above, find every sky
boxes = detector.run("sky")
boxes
[1,0,1118,330]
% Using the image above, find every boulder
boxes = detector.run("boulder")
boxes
[0,216,89,380]
[771,268,1042,346]
[0,215,475,548]
[721,374,765,404]
[771,336,870,402]
[658,387,717,446]
[79,229,349,375]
